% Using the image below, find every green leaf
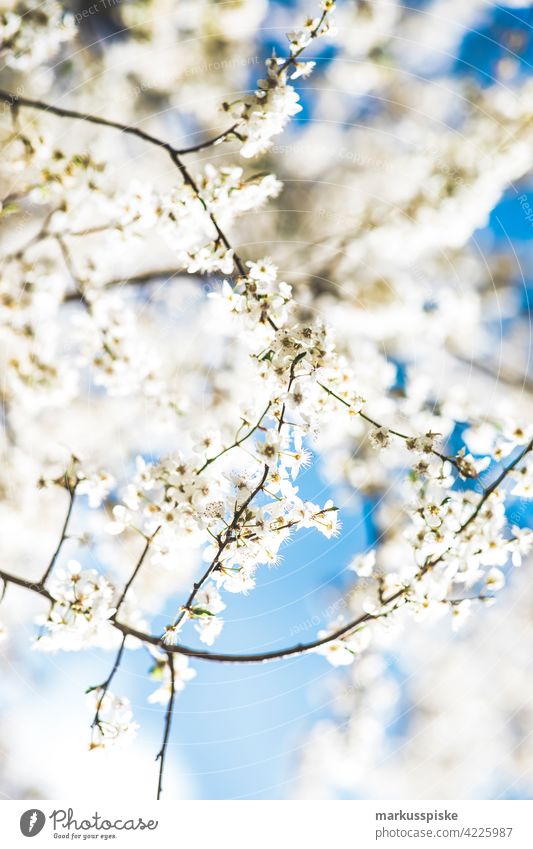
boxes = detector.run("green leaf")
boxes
[148,662,165,680]
[190,607,215,618]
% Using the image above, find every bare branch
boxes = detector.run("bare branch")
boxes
[0,90,236,157]
[115,527,161,615]
[41,476,78,585]
[155,652,176,800]
[90,635,127,738]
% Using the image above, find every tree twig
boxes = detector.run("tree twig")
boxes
[171,464,269,630]
[115,528,161,615]
[155,652,176,800]
[0,90,247,280]
[448,347,533,395]
[0,91,236,157]
[195,402,271,474]
[41,476,77,585]
[318,381,460,470]
[0,439,530,664]
[90,635,127,734]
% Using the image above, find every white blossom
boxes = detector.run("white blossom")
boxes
[147,653,197,705]
[89,690,139,751]
[34,561,118,652]
[349,551,376,578]
[510,459,533,498]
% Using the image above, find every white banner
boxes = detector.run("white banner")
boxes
[1,800,532,848]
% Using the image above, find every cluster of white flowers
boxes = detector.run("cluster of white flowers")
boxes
[304,421,532,669]
[405,489,527,607]
[510,456,533,499]
[314,622,372,667]
[77,469,116,509]
[147,648,196,705]
[35,560,119,653]
[88,689,139,751]
[19,224,530,674]
[0,0,75,70]
[1,129,106,210]
[0,248,78,409]
[107,166,282,274]
[75,294,163,397]
[296,560,533,800]
[216,259,365,423]
[0,137,289,415]
[107,427,338,630]
[231,2,336,158]
[190,583,226,646]
[0,0,531,796]
[0,255,66,328]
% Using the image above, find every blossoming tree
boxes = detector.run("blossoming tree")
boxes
[0,0,531,798]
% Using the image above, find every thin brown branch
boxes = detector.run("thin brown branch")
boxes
[90,635,127,733]
[0,570,54,602]
[195,402,271,474]
[171,463,269,629]
[115,528,161,615]
[1,209,56,263]
[0,91,289,337]
[317,381,460,470]
[168,149,247,278]
[173,123,239,154]
[62,267,191,303]
[41,477,77,585]
[0,90,236,157]
[277,8,329,74]
[448,347,533,395]
[421,436,533,574]
[155,652,176,800]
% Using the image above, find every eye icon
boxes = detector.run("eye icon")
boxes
[20,810,46,837]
